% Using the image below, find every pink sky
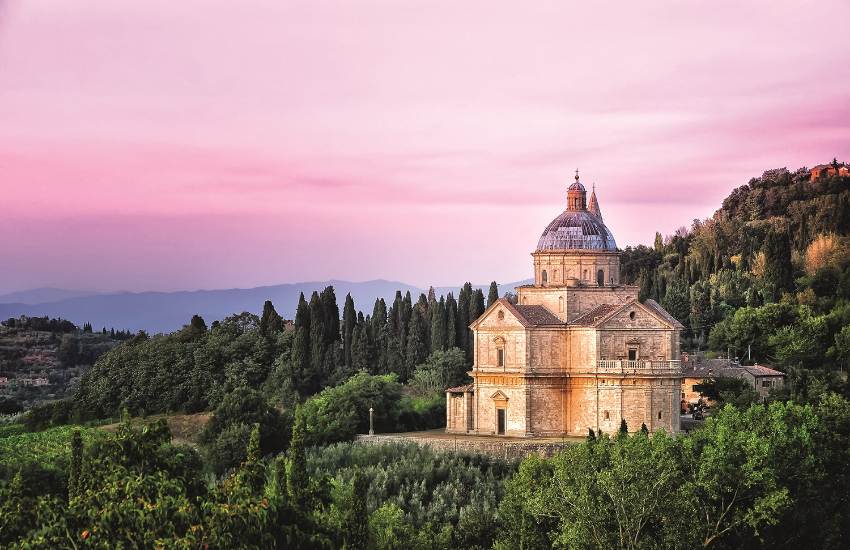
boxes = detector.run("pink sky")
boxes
[1,0,849,294]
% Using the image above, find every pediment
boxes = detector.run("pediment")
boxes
[470,299,527,330]
[490,390,509,401]
[598,301,678,330]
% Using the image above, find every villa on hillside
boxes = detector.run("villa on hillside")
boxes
[681,358,785,405]
[810,162,850,180]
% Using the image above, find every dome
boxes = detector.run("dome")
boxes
[536,210,618,251]
[568,180,586,192]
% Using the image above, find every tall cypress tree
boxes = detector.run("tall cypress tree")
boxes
[445,293,458,349]
[342,293,356,367]
[308,292,326,387]
[763,226,793,300]
[405,310,428,378]
[69,429,83,500]
[287,405,308,509]
[430,296,447,352]
[457,284,472,360]
[487,281,499,307]
[291,326,313,396]
[320,286,340,345]
[259,300,283,338]
[344,471,369,549]
[294,292,310,329]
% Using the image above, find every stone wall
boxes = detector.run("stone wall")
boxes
[355,433,576,460]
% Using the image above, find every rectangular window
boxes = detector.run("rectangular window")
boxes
[497,408,506,435]
[497,349,504,367]
[628,349,637,361]
[761,380,771,388]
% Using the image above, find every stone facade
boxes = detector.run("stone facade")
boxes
[447,174,684,437]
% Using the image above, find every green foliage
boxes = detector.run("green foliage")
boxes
[309,441,516,550]
[409,348,469,394]
[300,373,403,445]
[200,388,291,474]
[698,376,759,409]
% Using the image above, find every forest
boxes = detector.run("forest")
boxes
[1,163,850,548]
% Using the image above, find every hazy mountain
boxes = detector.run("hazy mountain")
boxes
[0,287,100,305]
[0,279,531,334]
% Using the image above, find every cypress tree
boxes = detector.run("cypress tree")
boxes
[487,281,499,307]
[69,428,83,500]
[259,300,282,338]
[287,405,308,509]
[344,470,370,549]
[343,293,356,367]
[320,286,340,345]
[294,292,310,328]
[445,293,458,349]
[619,418,629,436]
[427,286,437,309]
[405,311,427,378]
[640,422,649,435]
[351,322,370,373]
[457,284,471,357]
[309,292,325,385]
[763,226,793,300]
[470,288,485,321]
[430,296,447,352]
[291,327,313,396]
[240,423,265,492]
[587,428,597,443]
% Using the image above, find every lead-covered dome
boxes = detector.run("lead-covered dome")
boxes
[536,209,618,251]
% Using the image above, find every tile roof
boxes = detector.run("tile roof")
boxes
[570,303,622,326]
[740,364,785,377]
[512,304,564,326]
[446,384,474,393]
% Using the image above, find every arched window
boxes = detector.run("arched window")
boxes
[583,269,588,280]
[541,270,548,284]
[558,296,564,313]
[553,269,559,283]
[597,269,604,286]
[604,411,610,420]
[494,337,506,368]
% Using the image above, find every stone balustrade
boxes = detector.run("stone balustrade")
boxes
[591,359,681,375]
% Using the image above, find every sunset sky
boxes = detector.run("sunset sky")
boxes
[2,0,849,294]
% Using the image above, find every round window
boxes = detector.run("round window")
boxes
[629,311,636,320]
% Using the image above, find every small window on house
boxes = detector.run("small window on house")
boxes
[558,296,564,312]
[583,269,588,280]
[761,380,771,387]
[658,411,662,420]
[542,270,548,284]
[554,269,559,282]
[498,310,505,320]
[597,269,604,286]
[497,348,505,367]
[604,411,610,420]
[629,311,636,320]
[628,349,637,361]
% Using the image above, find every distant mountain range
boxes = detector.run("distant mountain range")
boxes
[0,279,531,334]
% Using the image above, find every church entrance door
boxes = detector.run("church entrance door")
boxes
[497,409,506,435]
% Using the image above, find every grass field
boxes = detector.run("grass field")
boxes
[0,425,107,468]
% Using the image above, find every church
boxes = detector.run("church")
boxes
[446,173,683,437]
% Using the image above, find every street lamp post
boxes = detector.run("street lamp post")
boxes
[368,407,374,436]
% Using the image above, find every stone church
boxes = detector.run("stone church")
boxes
[446,173,683,437]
